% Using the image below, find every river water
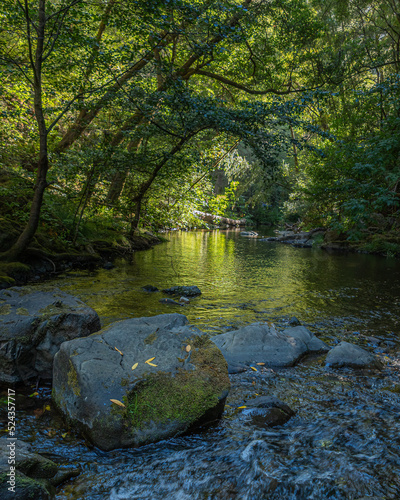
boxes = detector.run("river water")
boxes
[10,230,400,499]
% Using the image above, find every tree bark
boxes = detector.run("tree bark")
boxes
[2,0,48,261]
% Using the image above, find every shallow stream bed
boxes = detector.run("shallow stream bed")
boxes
[2,229,400,499]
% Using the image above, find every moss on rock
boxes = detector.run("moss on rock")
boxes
[67,361,81,397]
[125,335,229,430]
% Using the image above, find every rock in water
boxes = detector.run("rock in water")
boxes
[0,286,101,385]
[0,439,58,500]
[52,313,230,451]
[142,285,159,292]
[159,298,181,306]
[162,286,201,297]
[212,322,329,368]
[325,341,383,369]
[239,396,295,428]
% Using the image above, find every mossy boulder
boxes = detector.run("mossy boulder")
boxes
[52,313,230,451]
[0,286,101,385]
[0,439,58,500]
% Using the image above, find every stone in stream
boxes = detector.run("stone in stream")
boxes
[0,438,79,500]
[162,286,201,297]
[212,322,329,369]
[0,286,101,385]
[288,316,301,327]
[142,285,159,292]
[159,298,181,306]
[52,313,230,451]
[325,341,383,370]
[239,396,295,428]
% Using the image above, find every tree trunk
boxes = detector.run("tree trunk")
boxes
[1,0,48,261]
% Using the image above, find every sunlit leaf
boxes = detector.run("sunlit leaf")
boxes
[256,362,265,366]
[250,366,258,371]
[185,344,191,352]
[147,362,157,367]
[132,362,138,370]
[237,406,247,409]
[145,357,156,364]
[110,399,126,408]
[115,347,123,355]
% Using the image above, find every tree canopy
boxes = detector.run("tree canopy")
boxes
[1,0,399,260]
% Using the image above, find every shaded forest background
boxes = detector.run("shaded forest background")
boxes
[1,0,400,276]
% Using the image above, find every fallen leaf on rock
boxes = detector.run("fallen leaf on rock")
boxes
[115,347,123,356]
[110,399,126,408]
[147,362,157,367]
[145,357,156,364]
[250,366,258,372]
[256,362,265,366]
[237,406,247,409]
[185,345,191,352]
[132,363,138,370]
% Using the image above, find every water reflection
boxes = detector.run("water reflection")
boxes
[42,229,400,338]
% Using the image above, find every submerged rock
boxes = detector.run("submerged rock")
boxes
[142,285,159,292]
[212,322,329,369]
[239,396,295,428]
[0,286,101,385]
[159,298,181,306]
[162,286,201,297]
[52,313,230,451]
[325,341,383,370]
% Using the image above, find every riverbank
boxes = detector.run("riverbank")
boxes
[0,231,162,289]
[256,226,400,258]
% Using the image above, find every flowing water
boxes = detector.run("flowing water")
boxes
[4,229,400,499]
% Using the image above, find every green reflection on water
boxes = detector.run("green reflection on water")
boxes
[38,229,400,336]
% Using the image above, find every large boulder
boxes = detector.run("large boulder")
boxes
[325,341,383,370]
[0,286,101,385]
[52,313,230,451]
[212,322,329,369]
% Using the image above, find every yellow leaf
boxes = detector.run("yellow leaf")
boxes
[250,366,258,371]
[110,399,126,408]
[131,362,138,370]
[185,345,191,352]
[115,347,123,356]
[44,405,51,412]
[145,357,156,364]
[61,432,68,438]
[256,362,265,366]
[29,392,39,398]
[237,406,247,409]
[147,362,157,367]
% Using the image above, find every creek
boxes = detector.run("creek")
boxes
[7,229,400,499]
